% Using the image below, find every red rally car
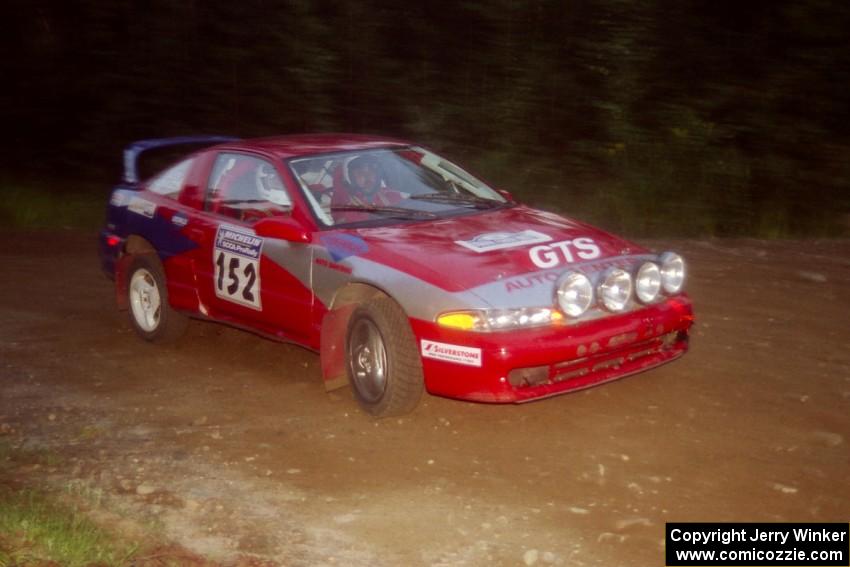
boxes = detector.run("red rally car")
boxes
[99,134,694,417]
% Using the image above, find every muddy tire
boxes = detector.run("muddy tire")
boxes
[346,297,425,417]
[126,255,188,343]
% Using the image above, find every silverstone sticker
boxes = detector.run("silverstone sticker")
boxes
[421,340,482,367]
[128,196,156,218]
[455,230,552,253]
[528,237,601,268]
[213,226,263,310]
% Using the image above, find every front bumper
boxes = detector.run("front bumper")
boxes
[410,296,694,403]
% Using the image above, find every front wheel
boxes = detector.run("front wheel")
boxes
[346,297,424,417]
[126,255,188,343]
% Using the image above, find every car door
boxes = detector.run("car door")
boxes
[189,151,315,343]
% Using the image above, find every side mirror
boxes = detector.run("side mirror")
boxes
[254,217,312,243]
[497,189,516,202]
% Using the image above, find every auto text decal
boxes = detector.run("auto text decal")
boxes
[455,230,552,253]
[503,254,652,293]
[213,226,263,310]
[421,340,482,367]
[528,237,600,268]
[505,270,561,293]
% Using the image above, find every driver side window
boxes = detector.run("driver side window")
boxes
[206,153,292,223]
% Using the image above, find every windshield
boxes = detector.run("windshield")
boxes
[287,147,508,227]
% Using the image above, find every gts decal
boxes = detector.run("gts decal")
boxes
[529,237,600,269]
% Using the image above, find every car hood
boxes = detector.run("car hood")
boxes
[344,205,645,292]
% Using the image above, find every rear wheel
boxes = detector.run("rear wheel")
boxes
[347,297,424,417]
[127,255,188,343]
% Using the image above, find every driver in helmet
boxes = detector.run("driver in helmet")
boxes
[255,162,291,208]
[332,155,402,207]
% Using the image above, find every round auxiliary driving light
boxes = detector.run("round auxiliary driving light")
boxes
[599,268,632,312]
[659,252,686,294]
[556,272,594,318]
[635,262,661,303]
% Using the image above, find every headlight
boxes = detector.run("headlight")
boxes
[598,268,632,312]
[635,262,661,303]
[437,307,563,332]
[659,251,685,294]
[556,271,594,317]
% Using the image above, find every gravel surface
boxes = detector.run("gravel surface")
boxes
[1,231,848,566]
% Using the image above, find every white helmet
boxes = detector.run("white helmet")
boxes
[255,163,291,207]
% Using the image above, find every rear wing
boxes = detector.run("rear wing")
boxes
[122,135,240,184]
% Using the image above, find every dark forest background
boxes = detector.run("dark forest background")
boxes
[2,0,849,236]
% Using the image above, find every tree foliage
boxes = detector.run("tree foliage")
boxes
[3,0,848,235]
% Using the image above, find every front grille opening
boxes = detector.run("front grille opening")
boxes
[507,366,549,388]
[507,331,686,389]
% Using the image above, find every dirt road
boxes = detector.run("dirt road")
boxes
[1,231,848,566]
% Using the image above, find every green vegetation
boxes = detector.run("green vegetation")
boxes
[0,442,137,566]
[0,183,104,230]
[4,1,849,236]
[0,488,138,567]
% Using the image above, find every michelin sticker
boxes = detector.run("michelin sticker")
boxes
[421,340,482,367]
[213,226,263,310]
[127,196,156,218]
[455,230,552,253]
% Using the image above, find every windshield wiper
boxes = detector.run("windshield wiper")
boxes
[410,193,503,209]
[221,199,266,204]
[330,204,438,219]
[221,199,292,210]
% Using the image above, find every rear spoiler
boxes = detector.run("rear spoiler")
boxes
[122,135,240,184]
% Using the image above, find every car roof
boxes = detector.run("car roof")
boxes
[216,133,412,160]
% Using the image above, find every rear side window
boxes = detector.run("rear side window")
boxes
[147,158,194,198]
[206,153,293,223]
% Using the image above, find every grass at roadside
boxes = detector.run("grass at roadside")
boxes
[0,183,104,230]
[0,441,138,566]
[0,486,139,567]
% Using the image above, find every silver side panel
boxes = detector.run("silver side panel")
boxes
[263,241,657,323]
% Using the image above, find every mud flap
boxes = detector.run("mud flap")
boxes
[320,303,356,391]
[114,254,133,310]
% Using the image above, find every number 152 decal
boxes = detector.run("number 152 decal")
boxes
[213,226,264,310]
